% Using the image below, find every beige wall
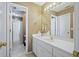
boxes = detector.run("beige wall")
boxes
[14,2,41,51]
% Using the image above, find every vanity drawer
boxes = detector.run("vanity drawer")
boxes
[53,47,72,57]
[37,39,52,53]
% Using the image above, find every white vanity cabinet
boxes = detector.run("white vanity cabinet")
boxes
[32,37,53,57]
[53,47,72,57]
[32,35,73,57]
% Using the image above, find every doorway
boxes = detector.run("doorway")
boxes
[8,3,28,57]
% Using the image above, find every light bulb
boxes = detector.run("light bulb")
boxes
[53,2,56,5]
[49,4,52,8]
[44,8,46,11]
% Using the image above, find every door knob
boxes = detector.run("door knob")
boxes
[0,41,7,48]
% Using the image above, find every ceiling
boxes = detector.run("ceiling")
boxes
[33,2,45,6]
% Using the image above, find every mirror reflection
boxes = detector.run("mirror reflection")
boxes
[42,2,74,41]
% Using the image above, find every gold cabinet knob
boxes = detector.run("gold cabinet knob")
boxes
[73,50,79,57]
[0,41,7,48]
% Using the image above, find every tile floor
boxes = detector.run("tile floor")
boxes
[11,41,35,57]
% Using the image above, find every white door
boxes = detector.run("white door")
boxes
[0,2,7,57]
[59,13,70,38]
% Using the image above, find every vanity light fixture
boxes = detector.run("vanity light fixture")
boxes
[49,4,53,8]
[44,2,57,12]
[44,2,62,12]
[45,6,50,12]
[44,8,46,12]
[53,2,57,5]
[46,6,50,10]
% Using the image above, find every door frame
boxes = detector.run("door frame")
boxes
[7,2,29,56]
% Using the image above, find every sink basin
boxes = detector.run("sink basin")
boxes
[32,33,54,42]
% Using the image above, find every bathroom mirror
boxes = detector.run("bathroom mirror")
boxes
[49,2,74,40]
[57,13,71,38]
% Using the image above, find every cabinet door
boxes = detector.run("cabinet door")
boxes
[0,2,7,57]
[53,47,72,57]
[37,40,52,57]
[32,38,37,55]
[37,44,52,57]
